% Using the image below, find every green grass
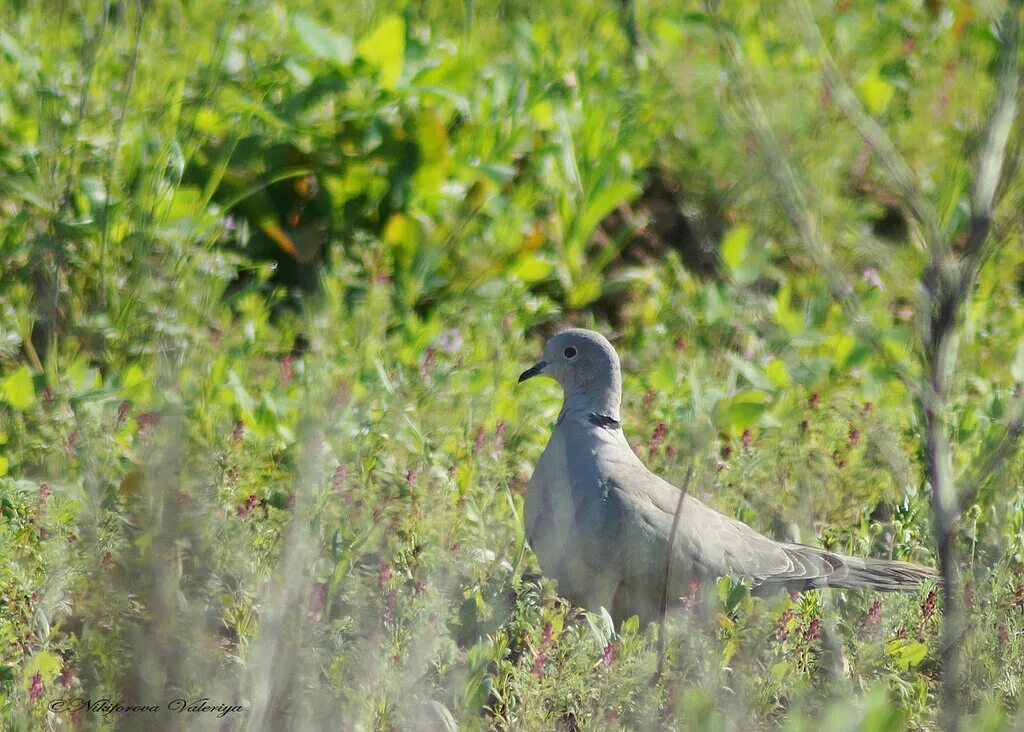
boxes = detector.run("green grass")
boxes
[1,0,1023,729]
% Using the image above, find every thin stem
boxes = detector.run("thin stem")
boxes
[705,4,920,392]
[795,0,944,254]
[99,0,144,309]
[656,466,694,679]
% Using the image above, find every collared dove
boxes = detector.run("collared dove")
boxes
[518,328,937,623]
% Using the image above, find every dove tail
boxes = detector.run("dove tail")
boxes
[764,544,939,593]
[825,552,940,592]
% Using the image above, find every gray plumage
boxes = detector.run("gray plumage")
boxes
[518,328,937,623]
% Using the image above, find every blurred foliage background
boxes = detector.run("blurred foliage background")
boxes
[1,0,1023,729]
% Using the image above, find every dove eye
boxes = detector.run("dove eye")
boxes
[563,346,578,359]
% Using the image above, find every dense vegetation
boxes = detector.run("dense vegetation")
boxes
[1,0,1023,729]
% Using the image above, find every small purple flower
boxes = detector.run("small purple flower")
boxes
[437,328,462,354]
[862,267,883,288]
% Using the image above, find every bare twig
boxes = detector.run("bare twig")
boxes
[706,2,1022,728]
[916,4,1021,728]
[656,466,694,679]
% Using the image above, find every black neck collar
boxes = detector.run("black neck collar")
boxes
[588,413,621,429]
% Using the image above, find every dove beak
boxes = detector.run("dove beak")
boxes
[518,361,547,383]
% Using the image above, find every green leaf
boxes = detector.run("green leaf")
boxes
[0,457,7,477]
[567,275,603,308]
[719,390,771,431]
[721,225,750,274]
[585,611,610,648]
[357,16,405,89]
[2,366,35,411]
[774,285,804,335]
[765,358,789,388]
[859,72,894,115]
[649,357,678,393]
[770,660,791,682]
[426,701,458,732]
[293,15,354,65]
[723,580,749,614]
[22,651,61,687]
[511,256,554,283]
[577,181,640,245]
[885,638,928,670]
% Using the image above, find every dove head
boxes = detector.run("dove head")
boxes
[518,329,622,420]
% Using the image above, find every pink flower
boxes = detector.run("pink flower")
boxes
[308,584,326,622]
[494,421,506,452]
[648,423,666,458]
[921,590,936,619]
[600,642,616,668]
[532,653,547,679]
[332,464,347,492]
[533,622,555,679]
[805,618,821,641]
[776,608,794,641]
[381,587,397,628]
[29,671,42,702]
[866,599,883,629]
[237,493,258,519]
